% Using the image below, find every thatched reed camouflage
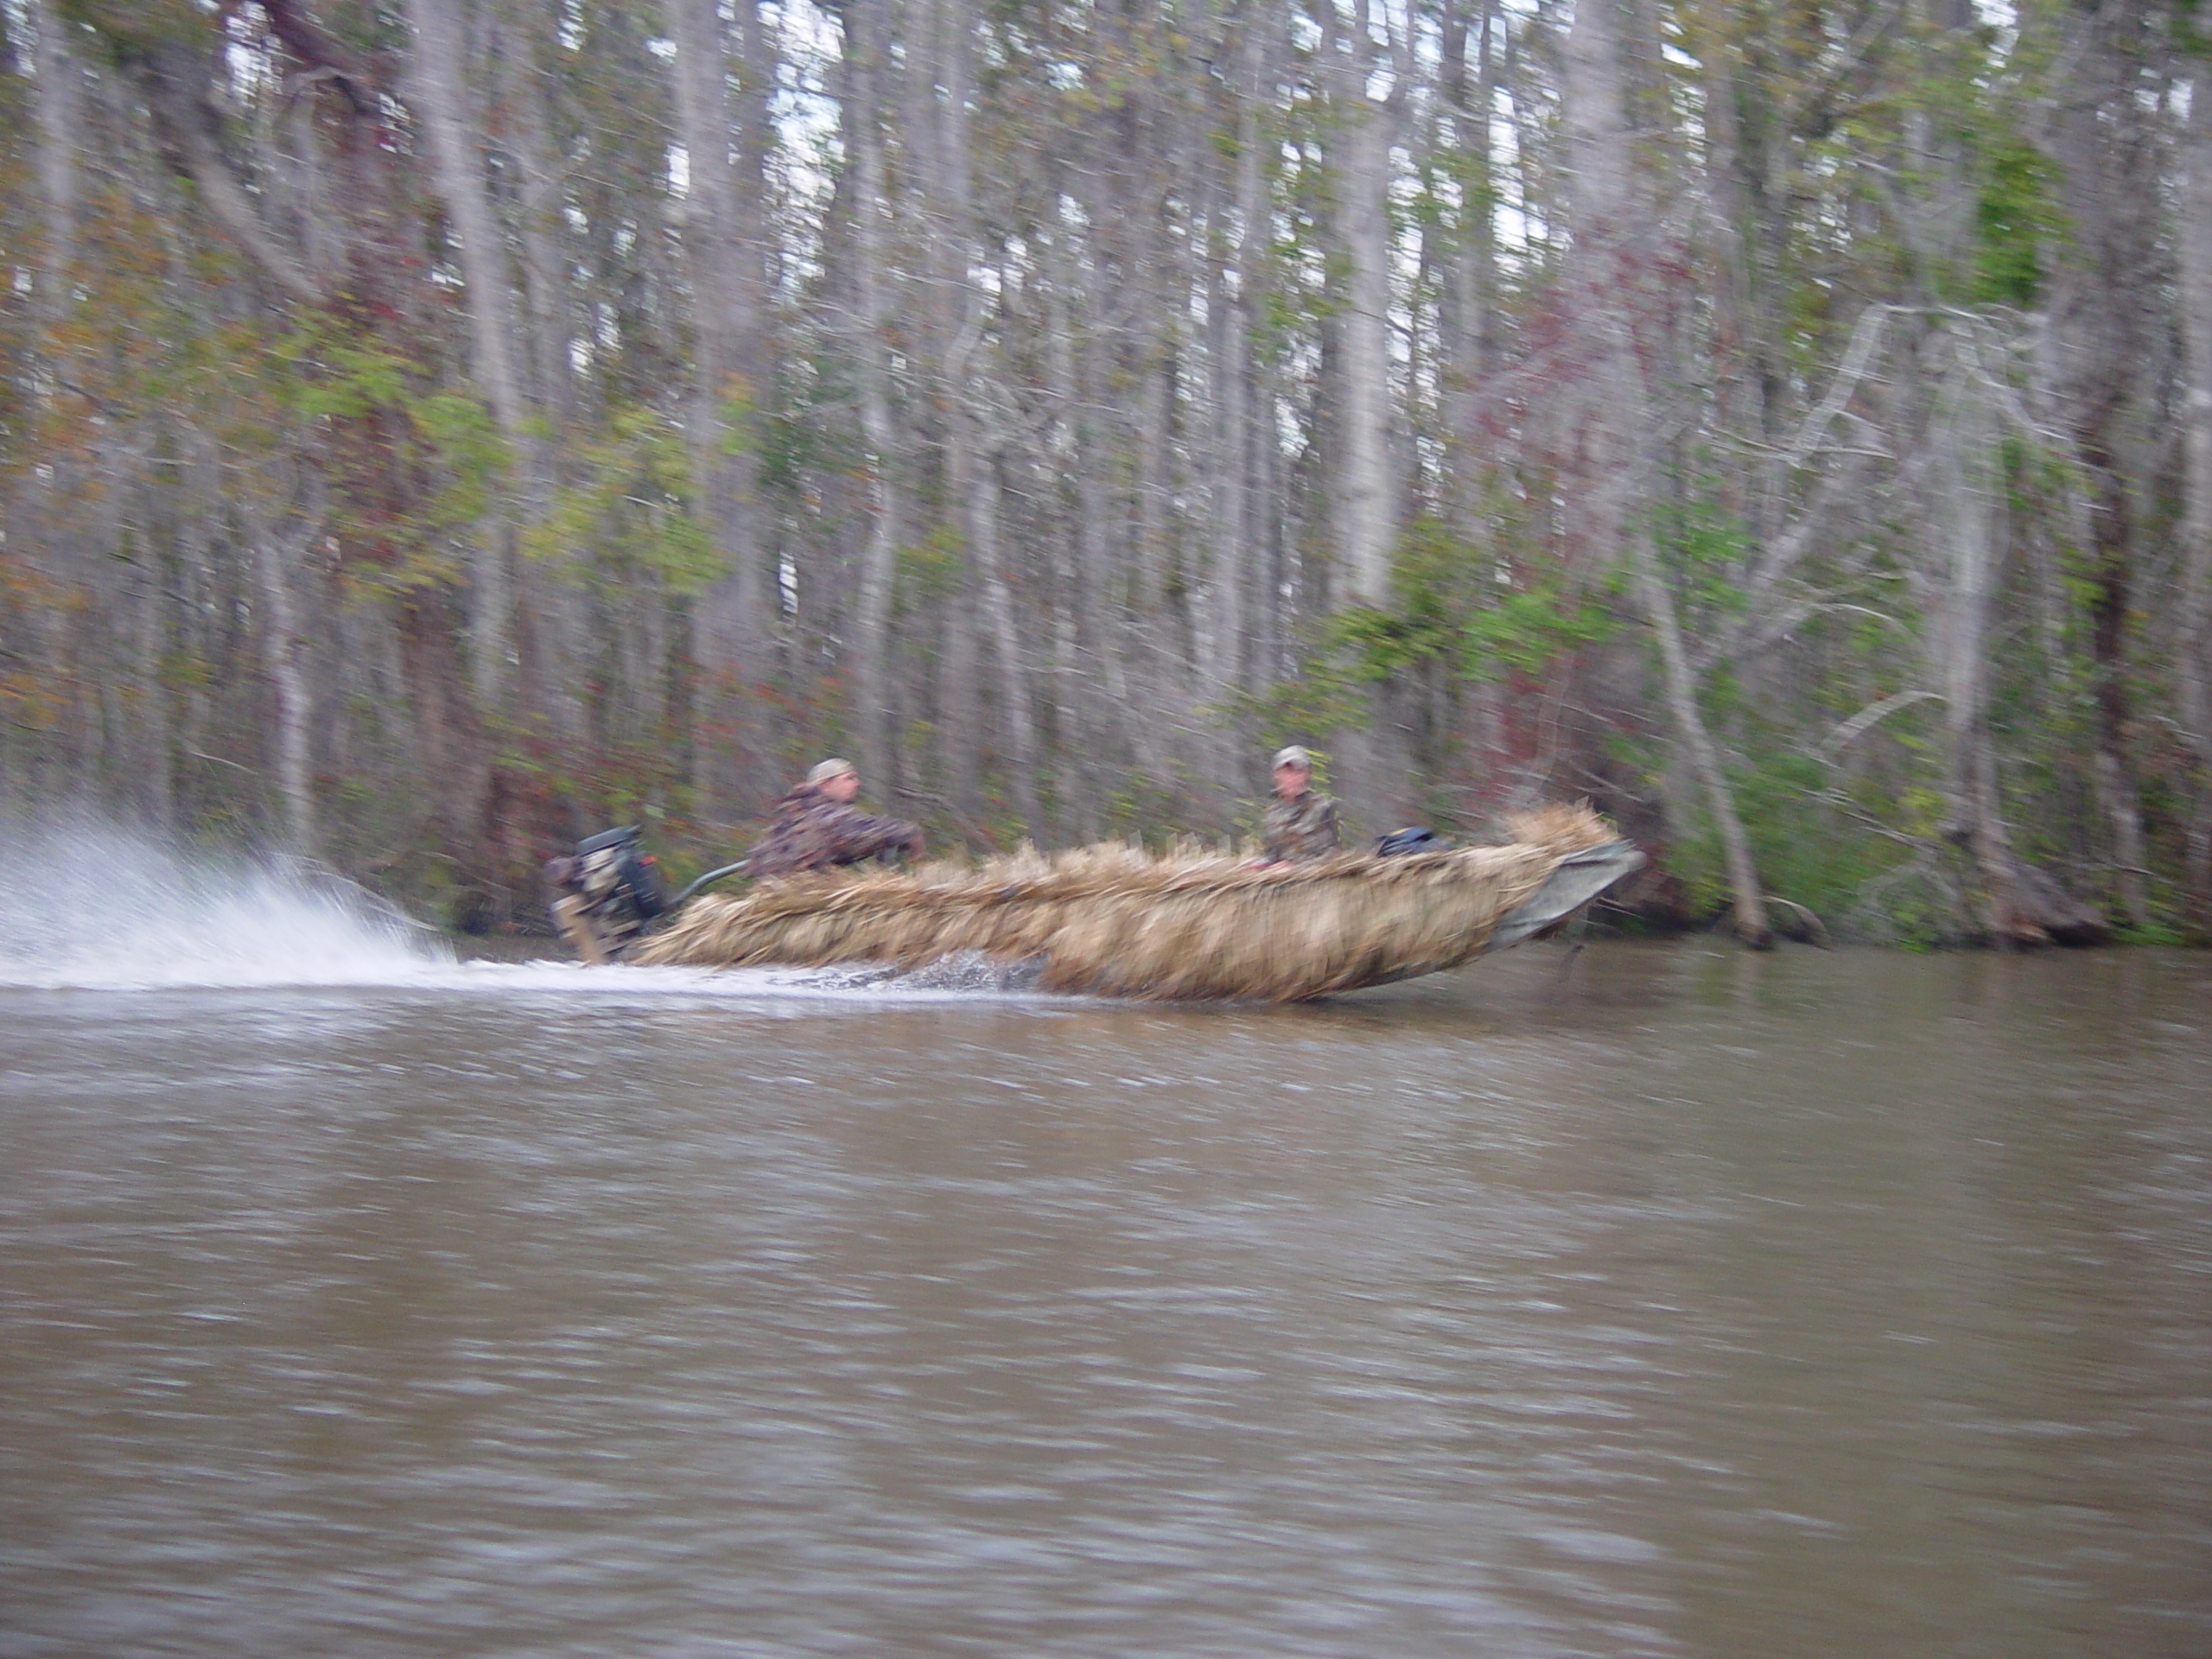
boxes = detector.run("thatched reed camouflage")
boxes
[636,803,1634,1001]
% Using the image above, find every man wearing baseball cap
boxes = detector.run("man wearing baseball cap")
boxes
[744,757,925,878]
[1259,745,1340,864]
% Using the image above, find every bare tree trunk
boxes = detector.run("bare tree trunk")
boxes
[1039,208,1117,824]
[1135,335,1173,677]
[1039,234,1091,831]
[1322,0,1413,822]
[129,35,321,305]
[1630,537,1770,945]
[2086,446,2148,927]
[2181,61,2212,918]
[2048,0,2156,929]
[480,1,572,750]
[404,0,535,710]
[1200,11,1265,712]
[1328,0,1401,607]
[931,0,1034,836]
[498,4,573,430]
[1563,0,1769,944]
[670,0,771,807]
[32,0,79,343]
[401,3,528,439]
[969,439,1042,836]
[25,0,82,738]
[1435,0,1497,504]
[843,0,905,784]
[1925,328,2032,944]
[921,0,979,814]
[729,0,778,705]
[245,474,324,854]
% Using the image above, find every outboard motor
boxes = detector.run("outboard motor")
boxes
[546,825,667,963]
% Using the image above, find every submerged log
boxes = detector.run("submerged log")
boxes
[1940,822,2114,947]
[635,804,1644,1000]
[2001,856,2113,947]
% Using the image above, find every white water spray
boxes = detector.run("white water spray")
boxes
[0,816,1058,1002]
[0,816,449,989]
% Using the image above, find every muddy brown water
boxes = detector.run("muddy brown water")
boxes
[3,942,2208,1657]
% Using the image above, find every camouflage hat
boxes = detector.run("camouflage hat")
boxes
[807,757,858,787]
[1270,745,1313,770]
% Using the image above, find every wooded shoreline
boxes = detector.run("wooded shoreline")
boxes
[5,0,2210,950]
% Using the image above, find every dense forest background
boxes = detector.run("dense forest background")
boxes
[3,0,2209,944]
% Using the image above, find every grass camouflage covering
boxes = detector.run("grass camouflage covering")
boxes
[635,804,1636,1001]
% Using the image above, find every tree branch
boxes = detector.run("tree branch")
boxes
[133,37,321,304]
[254,0,378,118]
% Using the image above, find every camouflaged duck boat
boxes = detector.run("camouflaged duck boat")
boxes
[609,804,1642,1001]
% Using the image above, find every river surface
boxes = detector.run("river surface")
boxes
[3,866,2209,1657]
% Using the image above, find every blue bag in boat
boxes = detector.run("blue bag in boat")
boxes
[1375,827,1443,857]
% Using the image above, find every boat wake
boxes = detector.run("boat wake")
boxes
[0,816,1058,1003]
[0,815,434,989]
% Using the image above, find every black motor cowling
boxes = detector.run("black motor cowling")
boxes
[574,824,667,919]
[547,825,666,962]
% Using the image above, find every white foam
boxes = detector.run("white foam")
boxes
[0,816,1064,1004]
[0,817,445,989]
[369,957,1057,1005]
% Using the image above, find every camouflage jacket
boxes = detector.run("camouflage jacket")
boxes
[1261,790,1341,863]
[745,785,921,878]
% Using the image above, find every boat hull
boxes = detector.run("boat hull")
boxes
[634,808,1644,1001]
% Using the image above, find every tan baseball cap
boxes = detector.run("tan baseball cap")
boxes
[807,757,858,786]
[1271,745,1312,770]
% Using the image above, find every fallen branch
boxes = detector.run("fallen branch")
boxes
[1764,896,1834,948]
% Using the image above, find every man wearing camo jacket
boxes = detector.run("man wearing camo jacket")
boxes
[745,758,925,878]
[1259,745,1340,864]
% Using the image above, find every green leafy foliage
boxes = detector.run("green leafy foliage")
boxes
[1667,744,1913,924]
[1974,131,2066,307]
[526,408,722,595]
[52,0,211,61]
[1333,515,1618,683]
[1218,517,1619,787]
[1649,480,1751,624]
[271,314,511,594]
[896,525,968,609]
